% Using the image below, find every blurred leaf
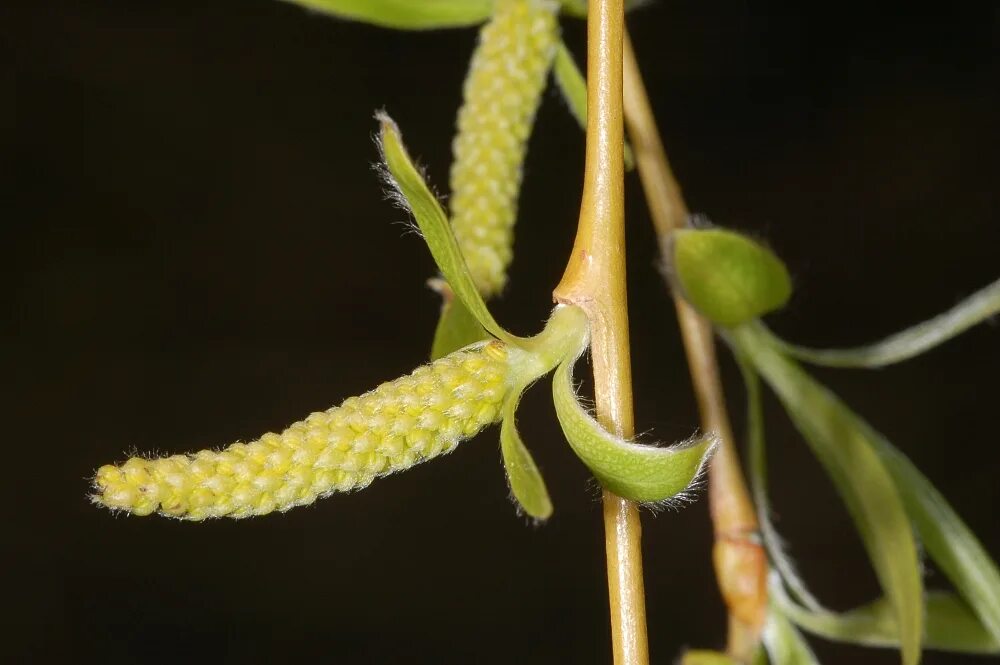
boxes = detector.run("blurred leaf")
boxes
[552,347,716,503]
[559,0,652,17]
[671,228,792,327]
[377,113,516,345]
[873,436,1000,643]
[763,609,820,665]
[429,281,489,360]
[772,578,1000,655]
[736,351,822,611]
[278,0,492,30]
[728,323,923,665]
[773,277,1000,368]
[552,42,635,170]
[500,387,553,520]
[680,650,739,665]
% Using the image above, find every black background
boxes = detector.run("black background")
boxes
[6,1,1000,663]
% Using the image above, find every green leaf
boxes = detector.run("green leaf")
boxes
[763,608,820,665]
[552,42,636,170]
[772,577,1000,655]
[377,113,516,345]
[680,650,739,665]
[499,388,553,520]
[429,280,489,360]
[279,0,492,30]
[873,436,1000,643]
[671,228,792,328]
[728,323,923,665]
[772,277,1000,368]
[736,350,822,611]
[558,0,652,18]
[551,345,716,504]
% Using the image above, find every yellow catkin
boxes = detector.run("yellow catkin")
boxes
[94,341,512,520]
[449,0,559,297]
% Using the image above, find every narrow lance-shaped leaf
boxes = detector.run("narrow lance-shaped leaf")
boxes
[771,575,1000,655]
[763,607,821,665]
[727,322,923,665]
[499,387,553,520]
[552,41,636,170]
[871,433,1000,643]
[772,277,1000,368]
[551,343,716,504]
[278,0,493,30]
[736,350,822,611]
[377,113,517,345]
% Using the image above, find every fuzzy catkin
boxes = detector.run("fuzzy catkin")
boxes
[94,341,512,520]
[449,0,559,297]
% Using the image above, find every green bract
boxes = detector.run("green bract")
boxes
[671,228,792,327]
[500,387,553,519]
[552,335,717,504]
[378,113,514,345]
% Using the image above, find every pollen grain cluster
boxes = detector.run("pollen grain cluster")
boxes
[450,0,559,297]
[94,342,512,520]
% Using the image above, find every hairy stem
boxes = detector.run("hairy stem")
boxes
[553,1,648,663]
[622,29,767,661]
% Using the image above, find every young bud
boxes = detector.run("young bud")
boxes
[449,0,560,297]
[93,341,513,520]
[669,227,792,328]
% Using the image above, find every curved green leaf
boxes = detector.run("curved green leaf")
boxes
[671,228,792,328]
[377,113,516,345]
[500,388,553,520]
[728,323,923,665]
[552,346,716,504]
[429,280,489,360]
[736,350,822,611]
[552,42,635,170]
[772,577,1000,655]
[773,277,1000,368]
[873,436,1000,643]
[279,0,492,30]
[763,608,820,665]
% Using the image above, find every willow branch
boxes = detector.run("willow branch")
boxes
[622,29,766,661]
[553,1,648,663]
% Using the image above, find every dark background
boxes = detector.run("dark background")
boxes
[6,1,1000,663]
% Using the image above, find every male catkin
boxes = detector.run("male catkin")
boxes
[94,341,512,520]
[449,0,559,297]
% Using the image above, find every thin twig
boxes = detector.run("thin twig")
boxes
[553,1,648,663]
[622,29,767,662]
